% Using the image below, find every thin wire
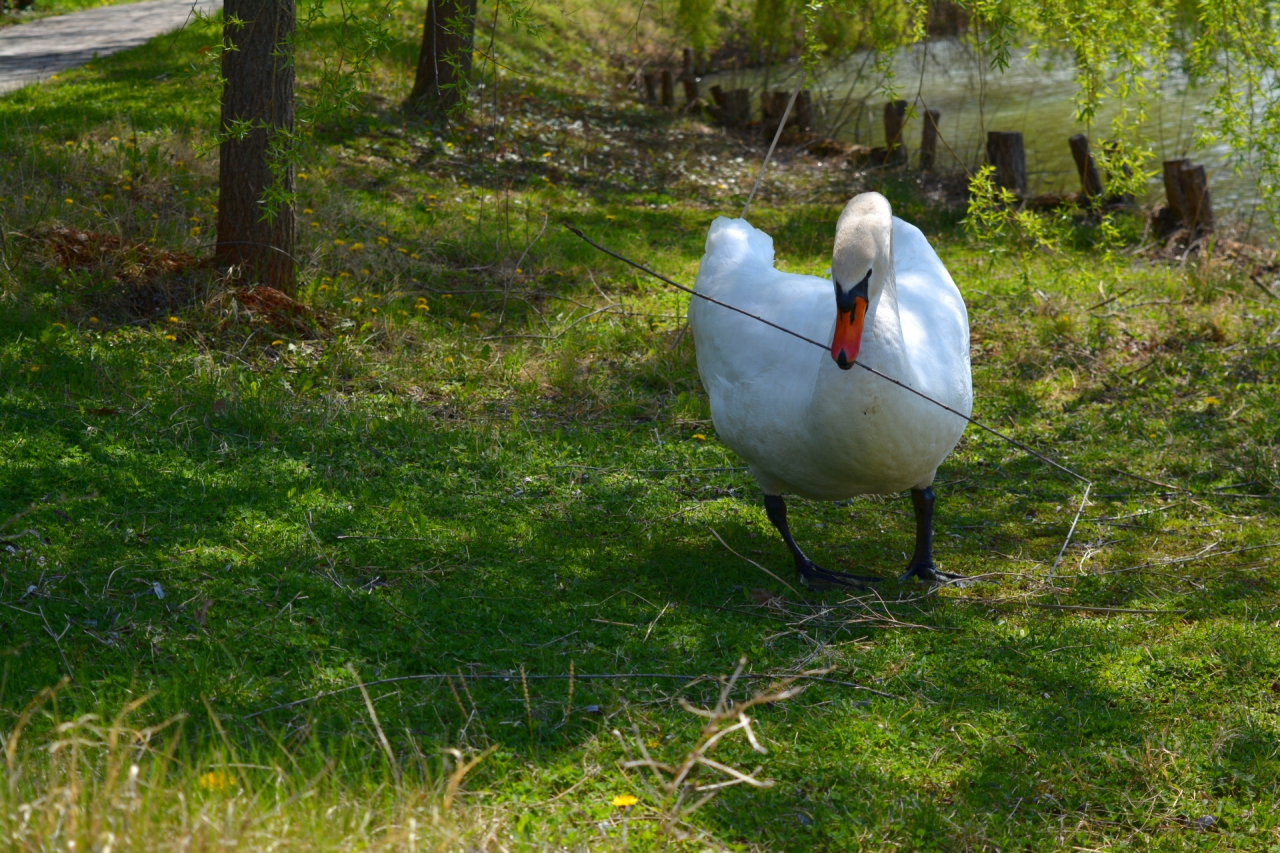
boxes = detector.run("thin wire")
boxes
[562,223,1089,485]
[741,71,806,219]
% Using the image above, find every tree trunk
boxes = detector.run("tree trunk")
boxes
[408,0,478,118]
[216,0,296,292]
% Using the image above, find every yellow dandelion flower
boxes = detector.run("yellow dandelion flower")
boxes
[411,253,420,259]
[605,215,615,220]
[339,272,350,278]
[416,303,429,311]
[110,136,119,142]
[442,293,452,299]
[168,316,180,323]
[189,226,200,237]
[101,193,112,201]
[65,140,74,147]
[188,216,200,223]
[542,152,552,158]
[198,770,234,791]
[89,317,99,324]
[164,334,177,341]
[123,185,132,191]
[271,339,283,346]
[377,236,389,244]
[692,434,706,440]
[351,297,363,304]
[360,269,370,276]
[65,198,74,204]
[311,222,320,227]
[469,312,482,319]
[29,365,41,371]
[515,268,523,274]
[303,208,313,214]
[1203,397,1220,406]
[397,247,408,253]
[611,794,638,808]
[298,173,309,180]
[350,243,364,251]
[371,307,378,313]
[334,239,346,246]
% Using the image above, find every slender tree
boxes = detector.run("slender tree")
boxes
[216,0,296,292]
[408,0,478,119]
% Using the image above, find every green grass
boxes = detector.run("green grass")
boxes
[2,4,1279,850]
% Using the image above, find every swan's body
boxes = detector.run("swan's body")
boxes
[688,193,972,586]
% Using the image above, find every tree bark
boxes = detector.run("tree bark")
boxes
[408,0,478,118]
[1163,158,1191,223]
[216,0,296,292]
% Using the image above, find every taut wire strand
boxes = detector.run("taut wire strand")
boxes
[742,71,806,219]
[562,222,1090,486]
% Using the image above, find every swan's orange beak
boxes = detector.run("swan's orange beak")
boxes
[831,293,867,370]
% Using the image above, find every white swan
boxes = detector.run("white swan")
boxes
[688,192,973,587]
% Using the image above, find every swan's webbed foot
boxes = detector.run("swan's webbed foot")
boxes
[798,560,881,590]
[899,561,966,585]
[763,494,882,593]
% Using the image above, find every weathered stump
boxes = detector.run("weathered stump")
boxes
[919,109,940,170]
[1179,163,1214,232]
[1068,134,1104,199]
[1162,159,1191,223]
[986,131,1027,195]
[883,100,907,164]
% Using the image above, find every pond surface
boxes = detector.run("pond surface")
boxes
[704,39,1268,234]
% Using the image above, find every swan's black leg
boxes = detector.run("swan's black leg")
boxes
[763,494,880,590]
[900,486,965,584]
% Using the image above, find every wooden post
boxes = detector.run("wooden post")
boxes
[1068,134,1103,199]
[1163,159,1191,223]
[1179,163,1214,232]
[985,131,1027,195]
[709,85,725,107]
[883,100,907,163]
[642,72,657,102]
[660,69,674,108]
[919,108,940,170]
[682,48,694,78]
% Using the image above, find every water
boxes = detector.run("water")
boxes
[705,39,1267,233]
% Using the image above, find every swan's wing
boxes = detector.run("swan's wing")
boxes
[689,217,831,382]
[892,218,972,412]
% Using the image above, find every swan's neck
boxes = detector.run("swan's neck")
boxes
[862,269,915,380]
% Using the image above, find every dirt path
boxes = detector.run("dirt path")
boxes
[0,0,219,95]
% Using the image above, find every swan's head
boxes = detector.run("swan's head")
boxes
[829,192,893,370]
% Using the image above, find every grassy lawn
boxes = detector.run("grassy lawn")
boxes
[1,5,1278,850]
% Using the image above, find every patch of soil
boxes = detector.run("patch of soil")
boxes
[43,226,206,320]
[230,286,329,335]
